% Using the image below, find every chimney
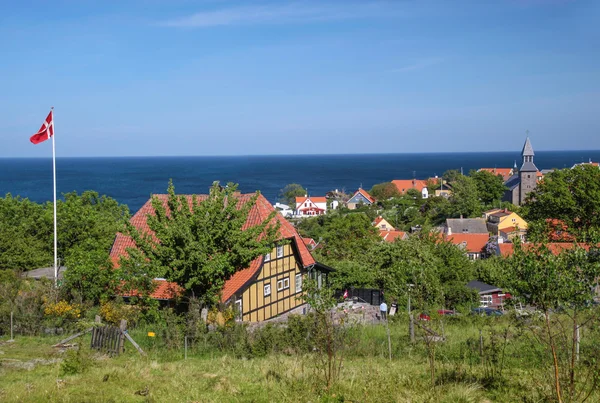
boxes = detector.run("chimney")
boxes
[447,226,452,235]
[460,214,463,219]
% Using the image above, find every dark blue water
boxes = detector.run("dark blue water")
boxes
[1,151,599,212]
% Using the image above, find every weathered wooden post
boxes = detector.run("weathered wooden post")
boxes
[10,311,14,341]
[119,320,127,354]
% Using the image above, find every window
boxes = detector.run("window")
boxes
[277,277,290,291]
[480,295,493,307]
[235,299,242,321]
[276,245,284,258]
[264,284,271,297]
[295,274,302,292]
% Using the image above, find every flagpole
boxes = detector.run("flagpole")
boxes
[51,107,58,285]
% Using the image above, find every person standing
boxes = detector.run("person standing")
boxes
[380,301,388,321]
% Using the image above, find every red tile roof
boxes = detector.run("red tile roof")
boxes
[119,279,184,300]
[110,193,315,303]
[498,243,593,257]
[379,230,407,242]
[295,196,327,204]
[302,237,317,247]
[478,168,514,182]
[391,179,428,193]
[444,233,490,253]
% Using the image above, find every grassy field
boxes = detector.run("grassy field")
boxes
[0,316,596,402]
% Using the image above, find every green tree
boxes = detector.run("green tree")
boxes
[449,175,482,218]
[524,165,600,240]
[470,169,507,206]
[278,183,306,207]
[508,243,600,402]
[314,213,379,262]
[443,169,462,184]
[52,191,130,261]
[126,181,279,304]
[62,247,117,304]
[0,194,50,271]
[369,182,400,200]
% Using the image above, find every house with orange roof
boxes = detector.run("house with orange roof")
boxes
[110,192,332,323]
[295,196,327,217]
[391,179,431,199]
[346,188,376,209]
[373,216,395,231]
[478,168,514,182]
[379,230,408,242]
[445,233,490,260]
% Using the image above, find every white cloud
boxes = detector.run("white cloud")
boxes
[390,58,443,73]
[159,2,401,28]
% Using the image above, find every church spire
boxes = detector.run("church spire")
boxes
[520,135,537,172]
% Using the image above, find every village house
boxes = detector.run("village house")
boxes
[346,188,376,209]
[373,216,395,231]
[467,280,511,309]
[483,208,528,242]
[295,195,327,217]
[445,233,490,260]
[110,192,332,323]
[380,230,408,242]
[444,217,488,235]
[391,179,434,199]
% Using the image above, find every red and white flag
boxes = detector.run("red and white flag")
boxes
[30,110,54,144]
[343,289,348,299]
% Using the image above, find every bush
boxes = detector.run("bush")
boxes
[60,346,93,376]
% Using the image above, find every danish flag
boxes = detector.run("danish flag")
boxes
[30,110,54,145]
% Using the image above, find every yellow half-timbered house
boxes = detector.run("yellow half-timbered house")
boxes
[110,192,331,322]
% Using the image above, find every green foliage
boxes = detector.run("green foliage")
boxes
[470,169,507,206]
[126,181,279,305]
[0,194,51,271]
[443,169,462,184]
[63,248,117,304]
[278,183,306,207]
[313,213,380,262]
[0,191,129,281]
[53,191,129,262]
[369,182,400,200]
[369,234,476,309]
[60,345,93,376]
[449,175,482,218]
[524,165,600,241]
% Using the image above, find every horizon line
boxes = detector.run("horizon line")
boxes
[3,149,600,159]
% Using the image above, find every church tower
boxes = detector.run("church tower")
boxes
[519,137,537,205]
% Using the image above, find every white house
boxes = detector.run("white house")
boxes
[273,202,294,218]
[295,196,327,217]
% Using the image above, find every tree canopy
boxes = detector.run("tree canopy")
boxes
[369,182,400,200]
[448,175,481,218]
[524,165,600,240]
[279,183,306,207]
[126,181,279,304]
[470,169,507,206]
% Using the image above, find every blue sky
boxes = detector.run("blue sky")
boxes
[1,0,598,157]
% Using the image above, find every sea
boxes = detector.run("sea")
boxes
[1,151,599,212]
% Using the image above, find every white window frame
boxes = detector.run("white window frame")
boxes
[264,283,271,297]
[295,274,302,293]
[264,253,271,262]
[235,299,242,321]
[276,245,284,258]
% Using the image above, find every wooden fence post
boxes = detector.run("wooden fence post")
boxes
[119,320,127,354]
